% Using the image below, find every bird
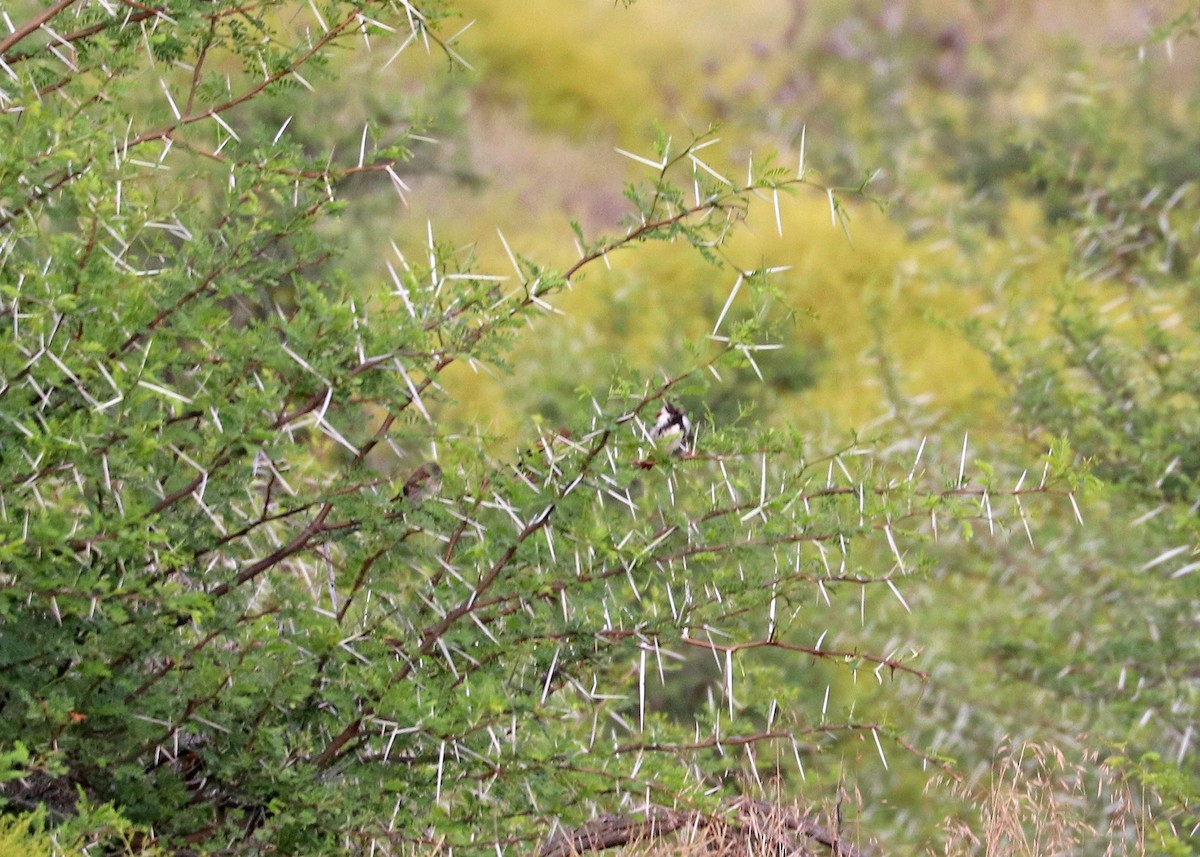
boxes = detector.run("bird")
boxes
[399,462,442,505]
[650,402,692,455]
[534,427,574,456]
[515,428,574,486]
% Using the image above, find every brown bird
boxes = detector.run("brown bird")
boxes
[399,462,442,505]
[534,427,573,456]
[516,428,574,484]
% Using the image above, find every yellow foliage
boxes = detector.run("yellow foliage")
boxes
[453,0,800,142]
[440,188,1048,439]
[455,0,666,139]
[394,0,1116,444]
[0,812,54,857]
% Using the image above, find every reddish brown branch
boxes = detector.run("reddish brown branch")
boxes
[680,635,928,679]
[562,201,734,284]
[208,502,333,599]
[127,4,368,150]
[0,0,79,58]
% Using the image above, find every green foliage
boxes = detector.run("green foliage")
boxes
[13,2,1200,855]
[3,2,1074,853]
[1106,752,1200,855]
[966,70,1200,504]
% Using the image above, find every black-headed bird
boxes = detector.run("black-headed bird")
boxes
[650,402,692,455]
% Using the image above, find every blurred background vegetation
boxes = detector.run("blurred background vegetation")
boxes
[200,0,1200,847]
[284,0,1200,849]
[315,0,1194,434]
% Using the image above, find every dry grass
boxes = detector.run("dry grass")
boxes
[562,743,1148,857]
[935,742,1146,857]
[552,796,862,857]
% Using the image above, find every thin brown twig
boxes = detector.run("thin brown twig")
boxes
[680,635,928,679]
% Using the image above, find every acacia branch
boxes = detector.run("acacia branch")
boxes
[680,635,928,679]
[0,0,79,58]
[208,502,334,599]
[0,166,86,230]
[127,4,373,150]
[563,201,734,284]
[311,504,557,769]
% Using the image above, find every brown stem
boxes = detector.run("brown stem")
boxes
[0,0,79,58]
[680,635,928,679]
